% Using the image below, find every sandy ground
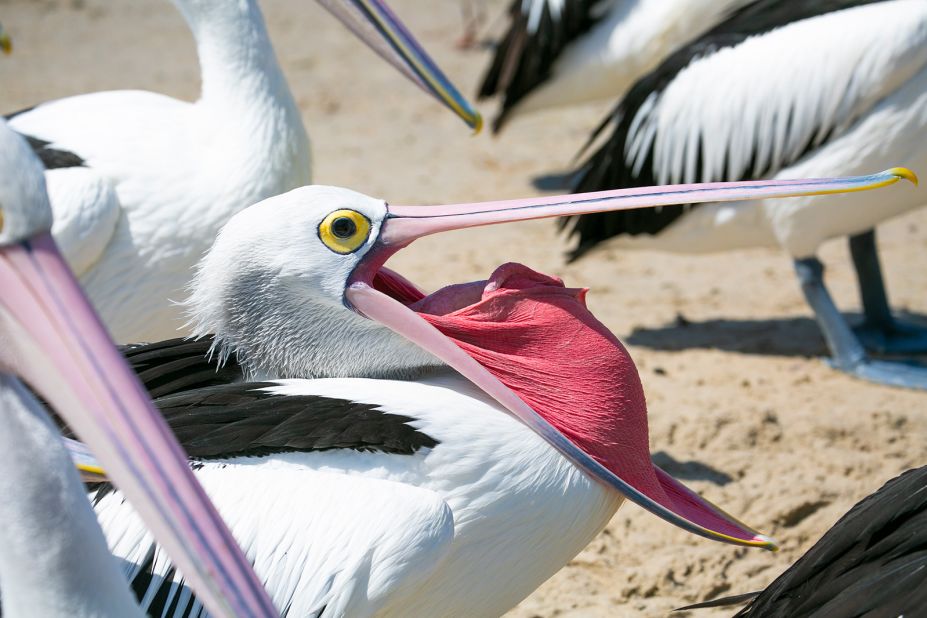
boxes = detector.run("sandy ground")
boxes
[2,0,926,616]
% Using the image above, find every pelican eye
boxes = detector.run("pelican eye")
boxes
[318,209,371,254]
[331,216,356,238]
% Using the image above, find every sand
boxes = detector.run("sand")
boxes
[2,0,926,615]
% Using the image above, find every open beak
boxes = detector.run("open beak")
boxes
[0,234,277,618]
[317,0,482,132]
[346,168,916,550]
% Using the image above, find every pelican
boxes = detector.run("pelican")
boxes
[63,170,911,615]
[478,0,750,132]
[561,0,927,388]
[0,118,275,617]
[680,465,927,616]
[4,0,481,344]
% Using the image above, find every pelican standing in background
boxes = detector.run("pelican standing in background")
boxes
[562,0,927,388]
[67,170,912,615]
[0,118,276,617]
[5,0,481,343]
[478,0,750,132]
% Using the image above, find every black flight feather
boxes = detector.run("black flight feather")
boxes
[734,465,927,617]
[5,106,86,169]
[70,382,439,468]
[21,135,85,169]
[119,336,240,399]
[154,383,439,459]
[478,0,612,133]
[677,466,927,617]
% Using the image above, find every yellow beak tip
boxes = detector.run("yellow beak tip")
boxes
[889,167,919,186]
[746,533,779,552]
[471,111,484,136]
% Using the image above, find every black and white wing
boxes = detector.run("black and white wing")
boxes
[478,0,617,131]
[562,0,917,257]
[89,382,452,617]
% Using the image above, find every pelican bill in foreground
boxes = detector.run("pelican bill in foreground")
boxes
[5,0,479,344]
[563,0,927,388]
[1,376,146,617]
[64,172,913,616]
[0,119,275,617]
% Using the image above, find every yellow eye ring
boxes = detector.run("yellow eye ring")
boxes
[318,209,371,255]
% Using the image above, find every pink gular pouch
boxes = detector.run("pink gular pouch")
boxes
[371,262,766,547]
[348,168,916,549]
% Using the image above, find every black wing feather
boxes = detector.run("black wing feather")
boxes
[563,0,891,259]
[70,381,438,460]
[733,466,927,617]
[119,336,241,399]
[81,381,442,593]
[155,383,439,459]
[479,0,611,132]
[4,107,86,169]
[20,134,85,169]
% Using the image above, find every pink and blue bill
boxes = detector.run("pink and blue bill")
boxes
[0,234,277,618]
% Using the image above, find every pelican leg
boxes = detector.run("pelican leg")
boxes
[794,257,927,390]
[849,229,927,355]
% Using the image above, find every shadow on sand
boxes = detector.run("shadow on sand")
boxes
[651,451,733,486]
[626,311,927,359]
[626,314,829,358]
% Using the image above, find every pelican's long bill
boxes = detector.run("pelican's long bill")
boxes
[346,168,917,550]
[317,0,482,132]
[0,234,277,618]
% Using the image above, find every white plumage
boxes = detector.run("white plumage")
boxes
[563,0,927,388]
[0,117,276,618]
[520,0,744,114]
[7,0,309,343]
[614,1,927,258]
[0,120,144,615]
[93,376,620,617]
[480,0,749,129]
[0,375,145,618]
[68,176,873,614]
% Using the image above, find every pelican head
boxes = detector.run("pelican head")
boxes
[188,186,441,380]
[0,120,276,618]
[188,168,914,553]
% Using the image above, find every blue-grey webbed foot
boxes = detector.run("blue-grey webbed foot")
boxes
[795,256,927,391]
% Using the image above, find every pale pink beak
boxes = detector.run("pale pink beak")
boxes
[0,233,277,618]
[379,169,914,245]
[347,169,915,549]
